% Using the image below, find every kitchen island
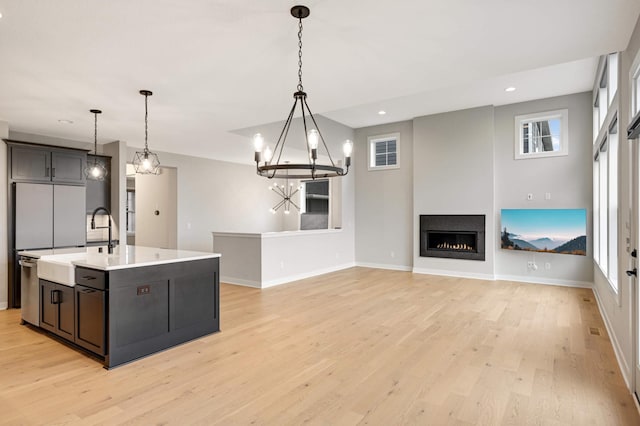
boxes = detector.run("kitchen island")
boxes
[20,246,220,369]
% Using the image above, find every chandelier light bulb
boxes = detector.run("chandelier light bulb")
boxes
[91,166,101,178]
[264,146,273,163]
[269,208,276,214]
[253,133,264,152]
[307,129,319,150]
[284,210,290,215]
[343,140,353,157]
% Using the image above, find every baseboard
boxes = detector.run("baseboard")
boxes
[495,275,593,289]
[592,285,632,389]
[220,276,261,289]
[355,262,412,272]
[262,262,356,288]
[412,267,495,281]
[0,302,7,310]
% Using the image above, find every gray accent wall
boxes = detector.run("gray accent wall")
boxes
[494,92,593,285]
[354,121,413,270]
[354,94,593,284]
[412,106,496,278]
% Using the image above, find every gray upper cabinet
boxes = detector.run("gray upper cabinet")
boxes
[52,151,86,184]
[9,143,86,185]
[11,146,51,182]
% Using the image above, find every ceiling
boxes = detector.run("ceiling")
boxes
[0,0,638,165]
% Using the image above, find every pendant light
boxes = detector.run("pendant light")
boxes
[253,5,352,180]
[84,109,108,181]
[133,89,160,175]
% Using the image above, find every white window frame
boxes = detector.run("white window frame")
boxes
[514,109,569,160]
[368,133,400,171]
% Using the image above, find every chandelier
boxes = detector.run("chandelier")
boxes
[133,90,161,175]
[269,181,302,215]
[253,5,353,180]
[84,109,108,180]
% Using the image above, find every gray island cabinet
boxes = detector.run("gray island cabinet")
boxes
[31,246,220,369]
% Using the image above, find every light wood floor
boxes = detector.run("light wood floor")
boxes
[1,267,638,425]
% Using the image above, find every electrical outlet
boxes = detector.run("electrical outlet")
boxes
[545,262,551,270]
[390,251,395,258]
[527,261,538,271]
[545,192,551,200]
[280,261,285,269]
[527,193,533,201]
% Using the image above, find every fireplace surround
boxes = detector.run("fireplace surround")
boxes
[419,215,486,261]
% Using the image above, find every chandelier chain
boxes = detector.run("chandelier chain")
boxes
[297,18,303,92]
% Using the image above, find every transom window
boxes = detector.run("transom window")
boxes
[368,133,400,170]
[514,110,568,159]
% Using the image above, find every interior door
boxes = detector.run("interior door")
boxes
[634,132,640,401]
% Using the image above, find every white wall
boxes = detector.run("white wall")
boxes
[412,106,496,279]
[135,167,178,249]
[494,92,593,286]
[0,120,8,309]
[592,15,640,388]
[125,147,284,252]
[354,121,414,270]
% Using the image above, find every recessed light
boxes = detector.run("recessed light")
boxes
[378,110,386,115]
[58,119,74,124]
[0,12,3,19]
[505,87,516,92]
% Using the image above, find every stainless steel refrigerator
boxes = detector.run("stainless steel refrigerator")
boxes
[13,182,86,311]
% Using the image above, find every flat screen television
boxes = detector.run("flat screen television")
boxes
[500,209,587,256]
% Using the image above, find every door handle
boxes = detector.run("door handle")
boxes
[626,268,637,277]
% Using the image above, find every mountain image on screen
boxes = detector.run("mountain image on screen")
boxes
[501,228,586,256]
[500,209,587,256]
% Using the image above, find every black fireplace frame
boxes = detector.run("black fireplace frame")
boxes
[419,214,486,261]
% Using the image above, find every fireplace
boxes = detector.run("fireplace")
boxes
[420,215,485,261]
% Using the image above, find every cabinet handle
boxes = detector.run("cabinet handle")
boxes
[51,290,60,304]
[45,167,49,177]
[51,167,55,177]
[82,276,96,280]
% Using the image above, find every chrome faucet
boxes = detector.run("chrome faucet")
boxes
[91,206,114,254]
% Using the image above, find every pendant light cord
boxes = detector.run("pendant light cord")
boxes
[144,93,149,152]
[297,18,304,92]
[93,111,99,166]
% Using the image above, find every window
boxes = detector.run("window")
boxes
[608,119,618,287]
[514,110,568,159]
[299,179,330,230]
[598,140,608,275]
[593,118,619,291]
[368,133,400,170]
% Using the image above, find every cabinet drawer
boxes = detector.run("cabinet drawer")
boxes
[75,267,106,290]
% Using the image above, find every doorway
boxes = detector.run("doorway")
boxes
[126,164,178,249]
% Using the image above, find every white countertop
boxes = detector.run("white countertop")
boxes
[20,245,221,271]
[212,228,342,239]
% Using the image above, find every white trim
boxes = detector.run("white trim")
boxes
[0,302,7,310]
[514,109,569,160]
[219,276,261,288]
[412,267,495,281]
[368,133,400,171]
[262,263,355,288]
[355,262,412,272]
[593,284,632,389]
[495,274,592,289]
